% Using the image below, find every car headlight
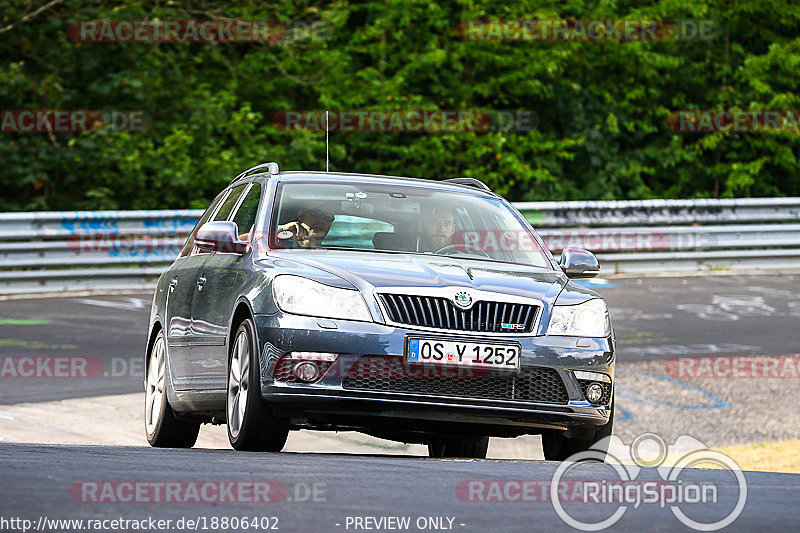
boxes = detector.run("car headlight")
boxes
[272,275,372,322]
[547,299,610,337]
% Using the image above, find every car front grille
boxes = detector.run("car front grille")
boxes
[378,294,538,333]
[342,355,568,404]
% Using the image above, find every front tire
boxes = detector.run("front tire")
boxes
[145,331,200,448]
[227,318,289,452]
[542,404,614,462]
[428,436,489,459]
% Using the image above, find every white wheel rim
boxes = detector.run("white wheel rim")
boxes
[145,336,166,436]
[227,330,250,439]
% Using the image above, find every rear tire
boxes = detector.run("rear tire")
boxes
[428,436,489,459]
[227,318,289,452]
[542,404,614,462]
[145,331,200,448]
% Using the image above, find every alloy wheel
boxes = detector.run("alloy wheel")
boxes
[145,335,166,437]
[227,330,250,439]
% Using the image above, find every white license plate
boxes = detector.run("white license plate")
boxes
[407,338,520,370]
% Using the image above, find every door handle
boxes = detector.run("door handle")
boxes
[169,278,178,291]
[197,275,207,290]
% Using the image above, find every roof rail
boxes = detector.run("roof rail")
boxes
[442,177,492,192]
[231,162,280,183]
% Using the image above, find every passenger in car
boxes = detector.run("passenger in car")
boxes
[415,205,457,252]
[276,205,335,248]
[372,206,457,253]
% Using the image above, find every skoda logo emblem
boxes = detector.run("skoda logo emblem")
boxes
[453,291,473,309]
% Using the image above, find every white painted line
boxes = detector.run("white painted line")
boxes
[76,297,146,310]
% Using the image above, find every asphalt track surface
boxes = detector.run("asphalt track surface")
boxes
[1,443,797,532]
[1,274,799,531]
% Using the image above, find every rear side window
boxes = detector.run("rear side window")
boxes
[179,192,225,257]
[212,184,247,222]
[231,183,262,240]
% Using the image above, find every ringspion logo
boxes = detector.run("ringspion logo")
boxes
[550,434,746,531]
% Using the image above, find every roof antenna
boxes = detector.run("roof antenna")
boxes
[325,110,330,172]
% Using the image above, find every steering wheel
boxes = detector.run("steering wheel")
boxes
[434,244,491,258]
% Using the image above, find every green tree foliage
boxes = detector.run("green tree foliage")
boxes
[1,0,799,210]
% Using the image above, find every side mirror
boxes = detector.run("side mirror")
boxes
[195,221,248,254]
[559,247,600,279]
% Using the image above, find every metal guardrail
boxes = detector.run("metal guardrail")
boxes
[0,198,798,294]
[0,210,197,294]
[519,199,800,274]
[517,197,800,227]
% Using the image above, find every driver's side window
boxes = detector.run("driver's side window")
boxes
[212,184,247,223]
[230,183,262,241]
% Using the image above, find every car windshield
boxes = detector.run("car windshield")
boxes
[270,181,552,269]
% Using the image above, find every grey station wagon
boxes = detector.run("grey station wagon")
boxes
[144,162,615,459]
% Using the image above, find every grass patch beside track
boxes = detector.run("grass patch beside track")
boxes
[713,440,800,473]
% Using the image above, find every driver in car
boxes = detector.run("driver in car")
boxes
[276,205,335,248]
[415,205,456,252]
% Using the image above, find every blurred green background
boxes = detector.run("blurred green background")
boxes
[1,0,799,211]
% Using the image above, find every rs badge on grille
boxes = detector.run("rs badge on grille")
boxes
[453,291,473,309]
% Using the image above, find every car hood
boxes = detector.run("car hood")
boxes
[262,250,572,305]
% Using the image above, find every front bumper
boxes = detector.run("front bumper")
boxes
[254,312,614,437]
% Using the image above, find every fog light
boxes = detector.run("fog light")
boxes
[586,382,605,403]
[293,361,319,382]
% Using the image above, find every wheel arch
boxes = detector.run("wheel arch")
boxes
[229,298,258,354]
[144,319,163,380]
